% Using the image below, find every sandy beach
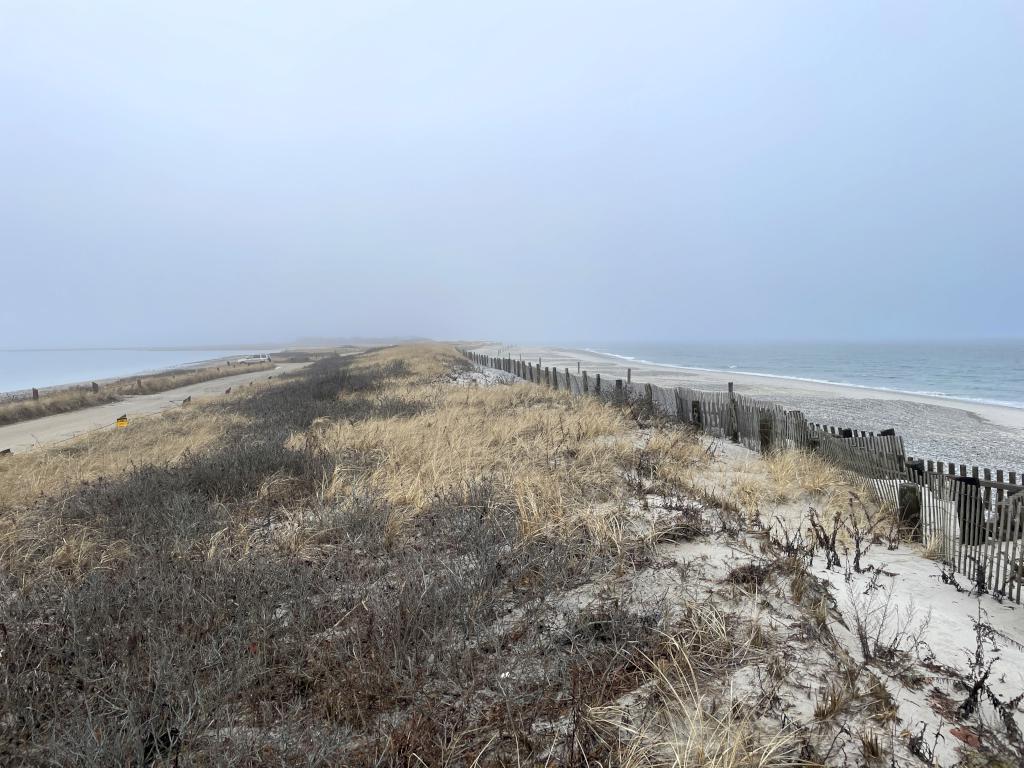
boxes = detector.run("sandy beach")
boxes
[472,343,1024,472]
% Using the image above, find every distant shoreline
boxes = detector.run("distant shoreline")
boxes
[0,350,278,402]
[473,343,1024,470]
[0,355,279,431]
[0,345,280,353]
[581,347,1024,414]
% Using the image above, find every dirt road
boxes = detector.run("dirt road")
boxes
[0,362,309,454]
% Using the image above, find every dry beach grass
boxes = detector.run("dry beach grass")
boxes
[1,344,1020,766]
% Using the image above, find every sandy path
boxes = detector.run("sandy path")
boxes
[0,362,309,454]
[473,344,1024,471]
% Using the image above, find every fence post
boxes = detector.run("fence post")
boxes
[691,400,702,429]
[582,371,589,393]
[627,368,631,384]
[644,383,653,410]
[595,373,601,395]
[675,391,685,422]
[32,388,39,400]
[615,379,623,404]
[794,411,810,449]
[758,409,774,453]
[728,382,739,444]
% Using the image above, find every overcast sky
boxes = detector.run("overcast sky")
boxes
[2,2,1022,347]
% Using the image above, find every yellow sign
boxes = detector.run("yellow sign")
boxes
[115,415,129,429]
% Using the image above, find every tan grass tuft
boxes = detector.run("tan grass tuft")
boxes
[298,379,638,545]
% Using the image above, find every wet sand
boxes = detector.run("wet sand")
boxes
[472,344,1024,472]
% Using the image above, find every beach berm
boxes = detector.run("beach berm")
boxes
[1,344,1020,766]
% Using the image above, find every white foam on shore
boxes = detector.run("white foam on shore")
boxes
[582,347,1024,411]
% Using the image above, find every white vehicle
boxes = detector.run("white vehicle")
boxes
[236,354,272,365]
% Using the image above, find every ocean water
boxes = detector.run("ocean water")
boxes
[0,348,275,395]
[578,341,1024,410]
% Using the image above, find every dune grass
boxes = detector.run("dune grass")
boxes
[0,345,662,764]
[5,343,1004,766]
[300,370,634,543]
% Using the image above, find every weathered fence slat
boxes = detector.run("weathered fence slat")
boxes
[462,348,1024,603]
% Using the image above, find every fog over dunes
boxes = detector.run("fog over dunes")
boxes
[2,2,1022,347]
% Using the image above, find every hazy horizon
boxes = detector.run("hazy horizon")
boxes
[3,2,1022,347]
[5,335,1024,352]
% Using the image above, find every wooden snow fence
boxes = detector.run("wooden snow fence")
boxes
[462,350,1024,602]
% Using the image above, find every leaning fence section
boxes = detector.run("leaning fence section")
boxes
[463,350,1024,603]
